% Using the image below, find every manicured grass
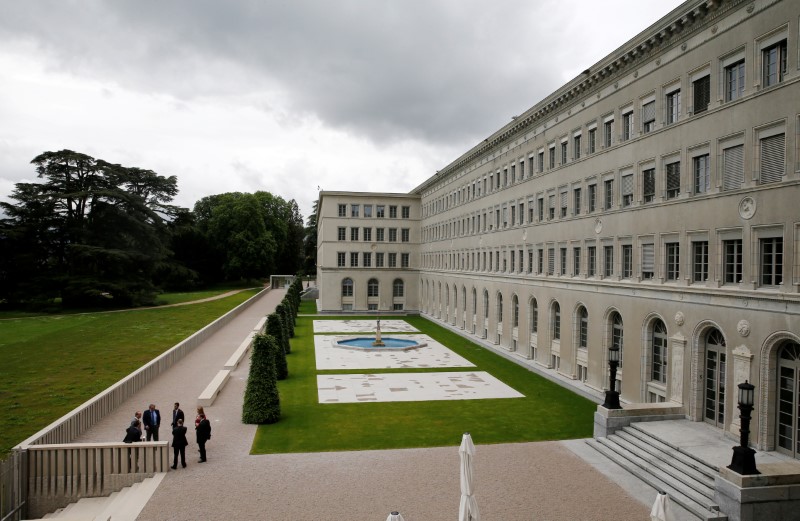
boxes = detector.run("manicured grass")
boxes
[251,315,596,453]
[297,300,317,315]
[0,289,260,457]
[154,287,255,306]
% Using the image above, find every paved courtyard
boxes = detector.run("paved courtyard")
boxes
[314,334,474,369]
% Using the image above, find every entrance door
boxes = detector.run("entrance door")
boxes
[704,329,727,427]
[777,341,800,459]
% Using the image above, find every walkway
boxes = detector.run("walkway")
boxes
[74,291,651,520]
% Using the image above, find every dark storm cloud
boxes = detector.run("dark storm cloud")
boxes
[0,0,573,147]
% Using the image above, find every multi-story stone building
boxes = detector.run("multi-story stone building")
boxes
[317,0,800,456]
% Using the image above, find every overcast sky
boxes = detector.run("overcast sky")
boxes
[0,0,685,220]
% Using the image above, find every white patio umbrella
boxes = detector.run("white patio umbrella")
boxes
[650,491,671,521]
[386,511,405,521]
[459,432,480,521]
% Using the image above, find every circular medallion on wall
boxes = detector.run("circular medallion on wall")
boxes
[674,311,685,326]
[737,320,751,337]
[738,196,756,220]
[594,218,603,234]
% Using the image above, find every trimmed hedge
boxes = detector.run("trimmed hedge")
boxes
[266,313,289,378]
[241,333,281,424]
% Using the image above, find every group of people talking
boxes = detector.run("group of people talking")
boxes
[123,402,212,468]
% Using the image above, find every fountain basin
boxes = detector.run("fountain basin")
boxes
[333,336,426,351]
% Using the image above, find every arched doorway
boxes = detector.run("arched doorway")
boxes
[777,340,800,459]
[703,328,727,428]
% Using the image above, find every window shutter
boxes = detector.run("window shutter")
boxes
[549,194,555,209]
[643,169,656,197]
[642,101,656,123]
[693,76,711,113]
[666,163,681,192]
[722,145,744,191]
[622,175,634,195]
[759,134,785,184]
[642,244,655,272]
[560,191,567,208]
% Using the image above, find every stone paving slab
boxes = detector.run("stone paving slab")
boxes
[317,371,524,403]
[312,319,419,333]
[314,334,474,370]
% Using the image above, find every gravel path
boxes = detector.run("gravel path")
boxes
[76,289,649,520]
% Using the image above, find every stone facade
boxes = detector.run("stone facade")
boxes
[317,0,800,454]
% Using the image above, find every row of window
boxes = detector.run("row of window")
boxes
[423,125,787,242]
[422,233,785,288]
[336,251,411,268]
[337,227,410,242]
[423,31,790,218]
[340,277,405,298]
[338,203,411,219]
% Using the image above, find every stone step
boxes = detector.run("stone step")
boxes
[627,423,720,480]
[614,430,715,496]
[54,497,107,519]
[94,473,165,521]
[587,438,726,521]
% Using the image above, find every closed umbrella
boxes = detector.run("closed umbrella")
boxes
[650,491,670,521]
[459,432,480,521]
[386,511,405,521]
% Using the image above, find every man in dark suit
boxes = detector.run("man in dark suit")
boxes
[196,413,211,462]
[142,403,161,441]
[171,418,188,469]
[171,402,185,428]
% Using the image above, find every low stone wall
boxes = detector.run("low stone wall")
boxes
[593,403,685,438]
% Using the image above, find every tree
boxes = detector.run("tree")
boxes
[265,313,289,379]
[303,198,318,276]
[276,301,294,340]
[241,333,281,424]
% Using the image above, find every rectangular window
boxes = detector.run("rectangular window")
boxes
[376,252,384,267]
[603,246,614,277]
[692,241,708,282]
[759,133,785,184]
[642,243,655,279]
[560,248,567,275]
[401,206,410,219]
[363,227,372,241]
[573,135,581,160]
[722,145,744,191]
[350,252,359,267]
[666,89,681,124]
[337,204,347,217]
[389,228,397,242]
[588,184,597,212]
[588,246,597,276]
[665,242,680,281]
[762,40,787,87]
[560,191,568,218]
[547,248,555,275]
[573,247,581,275]
[604,179,613,210]
[363,205,373,218]
[376,228,385,241]
[376,205,385,218]
[537,249,544,274]
[549,147,556,169]
[643,168,656,203]
[622,111,634,141]
[401,228,410,242]
[603,120,613,147]
[351,204,360,217]
[561,141,568,164]
[537,197,544,221]
[363,252,371,267]
[510,250,515,272]
[725,60,745,101]
[538,151,544,172]
[621,174,633,207]
[588,128,596,153]
[388,253,397,267]
[622,245,632,278]
[723,239,742,284]
[666,161,681,199]
[401,253,410,268]
[548,195,555,220]
[642,101,656,133]
[693,154,710,194]
[389,205,397,218]
[350,227,359,241]
[528,249,534,273]
[337,227,346,241]
[693,75,710,114]
[760,237,783,286]
[518,203,524,225]
[337,252,345,267]
[573,188,582,215]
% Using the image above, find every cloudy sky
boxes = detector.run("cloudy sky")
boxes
[0,0,685,220]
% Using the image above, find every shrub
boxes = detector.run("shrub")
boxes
[277,301,294,338]
[241,333,281,424]
[266,313,290,376]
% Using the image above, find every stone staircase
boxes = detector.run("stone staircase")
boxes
[586,423,728,521]
[27,473,164,521]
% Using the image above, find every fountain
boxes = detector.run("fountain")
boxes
[332,319,426,351]
[373,318,385,346]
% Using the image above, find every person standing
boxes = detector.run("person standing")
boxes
[143,403,161,441]
[171,402,184,428]
[171,418,188,469]
[123,419,142,443]
[196,413,211,462]
[194,406,205,428]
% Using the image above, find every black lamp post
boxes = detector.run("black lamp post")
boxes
[602,345,622,409]
[727,380,760,475]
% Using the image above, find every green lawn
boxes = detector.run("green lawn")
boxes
[0,289,260,456]
[251,315,596,453]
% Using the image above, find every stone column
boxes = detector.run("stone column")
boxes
[670,332,686,404]
[730,345,753,434]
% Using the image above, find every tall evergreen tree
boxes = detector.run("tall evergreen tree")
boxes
[242,334,281,424]
[265,313,289,379]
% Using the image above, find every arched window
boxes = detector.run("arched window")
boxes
[393,279,404,297]
[530,298,538,333]
[777,341,800,459]
[651,319,668,383]
[512,295,520,327]
[552,302,561,340]
[578,306,588,349]
[367,278,379,297]
[341,278,353,297]
[483,290,489,319]
[611,312,624,366]
[497,293,504,322]
[471,288,477,314]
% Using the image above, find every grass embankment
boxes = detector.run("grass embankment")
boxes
[252,315,595,453]
[0,289,261,457]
